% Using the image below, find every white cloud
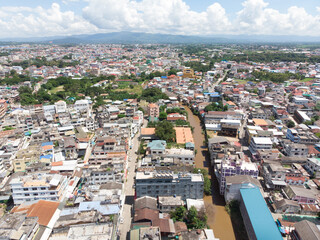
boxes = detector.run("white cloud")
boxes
[235,0,320,36]
[0,3,98,38]
[1,0,320,38]
[83,0,231,35]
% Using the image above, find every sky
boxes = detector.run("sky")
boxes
[1,0,320,38]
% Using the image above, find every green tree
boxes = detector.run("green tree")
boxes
[155,120,176,142]
[170,206,187,222]
[286,120,295,128]
[159,112,167,121]
[193,168,211,195]
[140,88,169,103]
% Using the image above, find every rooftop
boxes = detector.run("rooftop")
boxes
[240,188,282,240]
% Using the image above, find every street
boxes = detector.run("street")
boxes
[118,120,146,239]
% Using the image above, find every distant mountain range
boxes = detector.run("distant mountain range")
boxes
[1,31,320,44]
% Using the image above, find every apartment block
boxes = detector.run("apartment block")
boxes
[135,171,204,200]
[10,174,68,205]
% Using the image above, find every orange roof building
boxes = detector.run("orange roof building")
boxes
[253,118,268,126]
[174,127,194,144]
[141,128,156,135]
[11,200,59,226]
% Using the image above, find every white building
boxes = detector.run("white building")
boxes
[249,137,273,154]
[55,100,67,113]
[74,99,89,112]
[292,97,308,105]
[10,174,68,205]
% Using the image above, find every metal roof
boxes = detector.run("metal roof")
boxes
[240,188,282,240]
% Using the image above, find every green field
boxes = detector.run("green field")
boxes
[49,85,64,94]
[114,84,143,95]
[297,78,314,82]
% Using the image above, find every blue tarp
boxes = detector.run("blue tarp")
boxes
[40,154,53,159]
[41,142,53,147]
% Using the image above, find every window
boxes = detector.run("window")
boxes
[32,188,37,191]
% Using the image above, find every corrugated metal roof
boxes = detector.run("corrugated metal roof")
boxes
[240,188,282,240]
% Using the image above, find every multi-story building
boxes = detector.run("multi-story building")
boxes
[283,142,308,157]
[135,171,204,200]
[205,111,243,124]
[305,158,320,178]
[10,174,68,205]
[147,103,159,118]
[286,128,320,145]
[249,137,273,155]
[0,99,7,119]
[216,158,259,195]
[74,99,90,112]
[54,100,67,113]
[84,167,123,185]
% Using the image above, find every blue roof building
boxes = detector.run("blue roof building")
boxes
[147,140,166,152]
[240,188,282,240]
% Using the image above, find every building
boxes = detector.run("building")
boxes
[216,158,259,195]
[0,99,7,119]
[130,226,161,240]
[284,185,318,204]
[147,103,159,118]
[305,158,320,178]
[291,220,320,240]
[182,68,194,78]
[0,214,39,240]
[224,175,262,203]
[205,111,243,124]
[74,99,90,112]
[292,97,308,105]
[284,142,308,157]
[249,137,273,154]
[273,199,300,214]
[286,128,320,145]
[295,110,311,123]
[147,140,166,155]
[54,100,67,113]
[174,127,194,144]
[240,188,283,240]
[135,171,204,200]
[158,196,184,213]
[10,174,68,205]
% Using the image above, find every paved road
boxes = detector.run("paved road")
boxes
[118,120,146,239]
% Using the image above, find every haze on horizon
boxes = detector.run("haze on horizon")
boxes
[1,0,320,39]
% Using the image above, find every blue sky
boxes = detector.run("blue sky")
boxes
[184,0,319,15]
[5,0,319,15]
[0,0,320,38]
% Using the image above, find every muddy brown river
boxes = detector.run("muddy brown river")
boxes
[184,106,236,240]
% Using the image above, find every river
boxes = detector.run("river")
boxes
[184,106,236,240]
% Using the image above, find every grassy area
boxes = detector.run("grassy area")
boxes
[114,84,143,95]
[49,85,64,94]
[234,79,259,84]
[233,79,249,84]
[297,78,314,82]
